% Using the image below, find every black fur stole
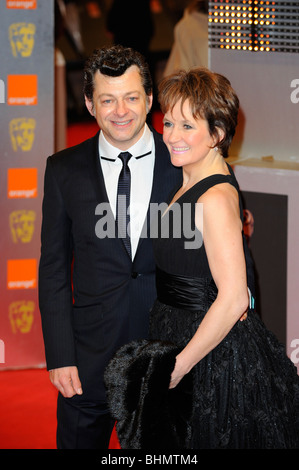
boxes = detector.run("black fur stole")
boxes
[104,339,193,449]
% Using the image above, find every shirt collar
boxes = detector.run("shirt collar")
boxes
[99,124,153,163]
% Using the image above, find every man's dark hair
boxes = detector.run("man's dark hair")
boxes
[83,45,153,101]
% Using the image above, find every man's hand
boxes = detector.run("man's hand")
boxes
[49,366,83,398]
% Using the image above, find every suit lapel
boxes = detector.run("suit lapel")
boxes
[149,129,173,205]
[136,128,175,253]
[88,131,110,204]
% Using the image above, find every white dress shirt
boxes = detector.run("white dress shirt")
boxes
[98,124,155,259]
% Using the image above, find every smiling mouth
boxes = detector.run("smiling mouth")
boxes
[172,147,190,153]
[112,120,132,126]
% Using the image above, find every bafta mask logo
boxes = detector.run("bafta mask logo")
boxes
[9,301,34,334]
[9,210,36,243]
[9,23,35,58]
[10,118,36,152]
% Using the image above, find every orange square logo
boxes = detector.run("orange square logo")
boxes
[7,75,37,105]
[7,259,37,289]
[8,168,37,198]
[6,0,37,9]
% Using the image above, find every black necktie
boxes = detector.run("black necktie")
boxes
[116,152,132,257]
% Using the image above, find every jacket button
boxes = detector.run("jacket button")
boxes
[131,272,138,279]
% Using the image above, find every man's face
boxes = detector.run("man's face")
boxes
[85,65,152,150]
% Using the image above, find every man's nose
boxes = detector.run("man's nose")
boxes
[115,100,128,116]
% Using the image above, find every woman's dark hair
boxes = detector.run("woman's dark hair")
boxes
[83,45,153,101]
[158,67,239,158]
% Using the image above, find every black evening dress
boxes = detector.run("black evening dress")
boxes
[149,166,299,449]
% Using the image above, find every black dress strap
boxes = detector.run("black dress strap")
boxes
[167,163,238,205]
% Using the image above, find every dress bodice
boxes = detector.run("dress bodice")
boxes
[153,167,238,277]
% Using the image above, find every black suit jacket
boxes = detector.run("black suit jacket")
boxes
[38,127,182,401]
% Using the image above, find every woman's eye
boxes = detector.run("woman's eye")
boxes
[163,121,172,128]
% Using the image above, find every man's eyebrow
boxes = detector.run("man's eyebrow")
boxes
[98,93,114,98]
[98,91,141,98]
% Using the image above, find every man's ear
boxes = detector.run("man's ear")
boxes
[146,93,153,114]
[85,96,94,116]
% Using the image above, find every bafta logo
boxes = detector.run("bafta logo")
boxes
[9,118,36,151]
[9,210,36,243]
[9,22,35,58]
[9,301,35,334]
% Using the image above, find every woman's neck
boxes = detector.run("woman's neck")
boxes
[181,152,229,189]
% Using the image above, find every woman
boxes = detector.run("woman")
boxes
[149,68,299,448]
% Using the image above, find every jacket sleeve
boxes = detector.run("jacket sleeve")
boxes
[38,156,76,370]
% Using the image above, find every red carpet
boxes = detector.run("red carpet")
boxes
[0,368,121,449]
[67,120,99,147]
[0,368,57,449]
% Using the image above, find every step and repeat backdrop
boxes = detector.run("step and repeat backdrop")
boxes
[0,0,54,369]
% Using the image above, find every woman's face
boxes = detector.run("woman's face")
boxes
[162,99,217,170]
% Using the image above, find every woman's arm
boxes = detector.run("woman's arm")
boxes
[170,183,249,388]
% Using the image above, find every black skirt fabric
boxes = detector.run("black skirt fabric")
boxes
[149,298,299,449]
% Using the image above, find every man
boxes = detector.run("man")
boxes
[38,45,181,449]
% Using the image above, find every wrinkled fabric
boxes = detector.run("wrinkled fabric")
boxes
[150,272,299,449]
[104,339,193,449]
